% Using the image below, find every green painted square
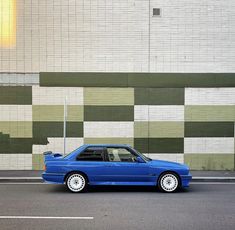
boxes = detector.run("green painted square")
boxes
[134,122,184,138]
[40,73,235,87]
[0,135,32,153]
[0,86,32,104]
[135,88,184,105]
[84,106,134,121]
[134,122,149,138]
[185,122,234,137]
[149,122,184,138]
[184,154,234,170]
[40,72,128,87]
[33,105,83,122]
[134,138,149,153]
[134,138,184,153]
[185,106,235,121]
[84,88,134,105]
[33,122,83,139]
[128,73,235,87]
[0,121,32,138]
[148,138,184,153]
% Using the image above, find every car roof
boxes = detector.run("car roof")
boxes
[82,144,131,148]
[64,144,134,160]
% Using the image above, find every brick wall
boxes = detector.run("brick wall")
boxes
[0,0,235,72]
[0,73,234,170]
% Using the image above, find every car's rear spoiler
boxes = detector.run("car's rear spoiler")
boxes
[43,151,53,156]
[43,151,63,161]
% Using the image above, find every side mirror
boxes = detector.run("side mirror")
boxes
[136,156,145,163]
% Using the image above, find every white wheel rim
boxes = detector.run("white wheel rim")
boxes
[67,174,86,192]
[160,174,178,192]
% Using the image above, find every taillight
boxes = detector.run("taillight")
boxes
[43,164,46,171]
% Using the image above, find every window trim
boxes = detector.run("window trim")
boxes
[106,147,139,163]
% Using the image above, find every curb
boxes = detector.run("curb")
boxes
[0,177,235,183]
[0,177,43,183]
[192,177,235,182]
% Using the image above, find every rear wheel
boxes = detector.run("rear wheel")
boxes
[158,173,179,193]
[66,173,87,193]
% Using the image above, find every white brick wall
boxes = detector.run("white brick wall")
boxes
[33,138,84,154]
[184,138,234,154]
[134,105,185,121]
[150,0,235,72]
[84,122,134,138]
[185,88,235,105]
[32,86,84,105]
[0,0,234,73]
[0,105,32,121]
[0,154,32,170]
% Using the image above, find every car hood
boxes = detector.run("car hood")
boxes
[149,159,189,169]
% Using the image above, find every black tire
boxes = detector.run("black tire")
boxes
[158,172,180,193]
[66,173,88,193]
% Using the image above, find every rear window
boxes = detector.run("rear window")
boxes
[76,147,105,161]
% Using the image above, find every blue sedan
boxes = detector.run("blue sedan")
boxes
[42,144,192,193]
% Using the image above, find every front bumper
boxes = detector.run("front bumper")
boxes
[42,172,65,184]
[181,173,192,187]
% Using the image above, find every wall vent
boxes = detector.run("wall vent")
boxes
[153,8,161,16]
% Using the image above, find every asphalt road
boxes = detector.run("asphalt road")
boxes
[0,183,234,230]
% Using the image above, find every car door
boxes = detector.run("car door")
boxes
[75,147,107,183]
[104,147,151,184]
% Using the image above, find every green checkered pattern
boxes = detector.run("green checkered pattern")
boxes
[0,73,235,170]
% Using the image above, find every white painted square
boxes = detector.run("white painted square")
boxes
[33,138,84,154]
[84,122,134,138]
[0,154,32,170]
[134,105,184,121]
[0,105,32,121]
[185,88,235,105]
[134,105,148,121]
[184,138,234,154]
[32,86,83,105]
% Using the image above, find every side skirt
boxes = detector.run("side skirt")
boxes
[89,181,156,186]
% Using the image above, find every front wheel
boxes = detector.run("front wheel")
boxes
[158,173,179,193]
[66,173,87,193]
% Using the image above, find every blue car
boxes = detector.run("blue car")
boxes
[42,144,192,193]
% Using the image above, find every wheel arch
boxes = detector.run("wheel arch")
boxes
[157,170,182,187]
[64,171,89,183]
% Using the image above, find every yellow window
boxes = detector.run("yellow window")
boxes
[0,0,16,47]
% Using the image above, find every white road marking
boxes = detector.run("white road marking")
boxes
[0,216,93,220]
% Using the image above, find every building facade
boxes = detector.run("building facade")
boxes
[0,1,235,170]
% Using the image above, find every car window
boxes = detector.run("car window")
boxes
[77,147,105,161]
[107,148,137,162]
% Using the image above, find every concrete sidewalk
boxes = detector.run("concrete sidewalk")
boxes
[0,170,235,183]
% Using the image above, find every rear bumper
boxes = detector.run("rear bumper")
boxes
[42,172,65,184]
[181,173,192,187]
